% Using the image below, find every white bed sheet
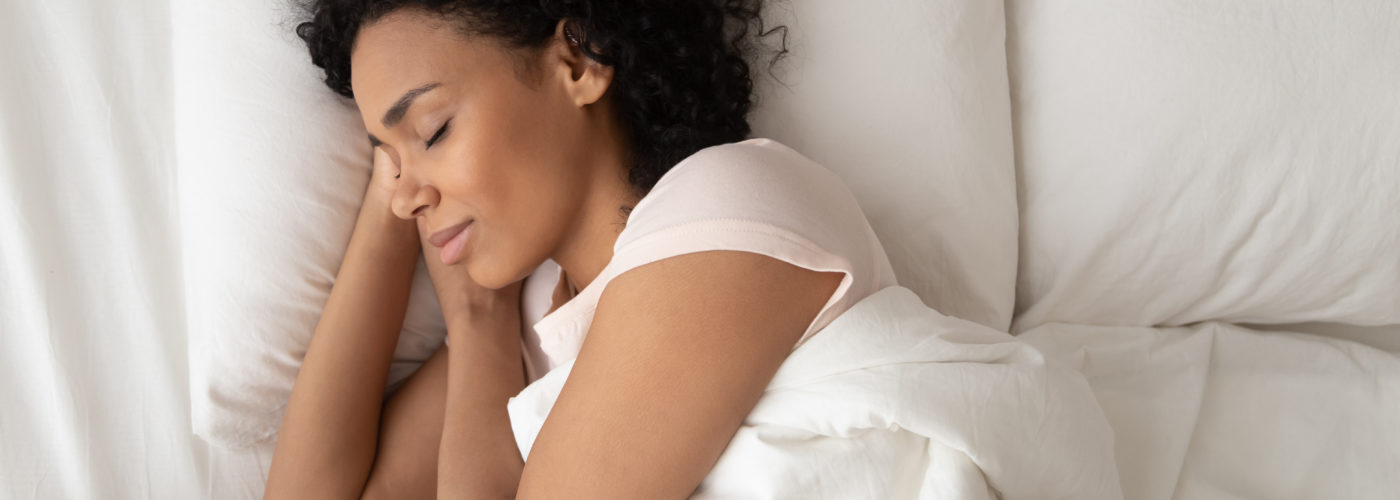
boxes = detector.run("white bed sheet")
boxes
[1020,322,1400,500]
[0,0,271,498]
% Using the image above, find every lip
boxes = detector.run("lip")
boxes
[428,220,473,248]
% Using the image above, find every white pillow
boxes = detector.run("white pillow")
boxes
[176,0,449,449]
[1006,0,1400,332]
[750,0,1019,331]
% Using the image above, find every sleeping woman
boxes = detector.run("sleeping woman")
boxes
[264,1,897,498]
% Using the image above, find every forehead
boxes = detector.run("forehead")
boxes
[348,10,499,115]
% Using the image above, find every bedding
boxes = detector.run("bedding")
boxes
[1005,0,1400,332]
[1248,321,1400,354]
[1020,322,1400,500]
[0,0,274,496]
[508,287,1123,499]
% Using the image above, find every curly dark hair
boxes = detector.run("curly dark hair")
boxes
[295,0,786,194]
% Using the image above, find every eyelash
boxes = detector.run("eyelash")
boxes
[425,120,451,149]
[392,120,450,179]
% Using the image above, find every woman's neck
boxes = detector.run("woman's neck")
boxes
[550,150,640,293]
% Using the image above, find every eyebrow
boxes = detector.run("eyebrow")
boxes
[368,82,441,147]
[381,82,441,128]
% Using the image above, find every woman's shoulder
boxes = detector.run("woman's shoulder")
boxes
[599,138,897,351]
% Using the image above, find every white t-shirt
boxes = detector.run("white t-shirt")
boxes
[511,138,897,383]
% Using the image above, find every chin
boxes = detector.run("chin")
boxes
[465,255,527,290]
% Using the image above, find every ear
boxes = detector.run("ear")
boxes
[549,20,614,107]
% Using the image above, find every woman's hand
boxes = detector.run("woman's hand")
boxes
[359,147,419,249]
[368,146,402,199]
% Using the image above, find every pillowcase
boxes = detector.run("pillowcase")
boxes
[750,0,1020,331]
[176,0,449,449]
[1006,0,1400,332]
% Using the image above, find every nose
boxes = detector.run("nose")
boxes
[390,169,440,220]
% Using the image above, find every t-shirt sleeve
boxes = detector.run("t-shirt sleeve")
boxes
[599,139,896,346]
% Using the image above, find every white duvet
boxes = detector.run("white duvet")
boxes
[507,287,1123,499]
[1021,322,1400,500]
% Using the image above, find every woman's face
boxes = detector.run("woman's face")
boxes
[350,8,616,289]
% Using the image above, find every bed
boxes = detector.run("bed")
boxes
[2,0,1395,498]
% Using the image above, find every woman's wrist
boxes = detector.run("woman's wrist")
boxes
[444,299,521,340]
[439,277,523,334]
[444,310,526,395]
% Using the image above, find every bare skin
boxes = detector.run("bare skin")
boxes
[265,8,842,499]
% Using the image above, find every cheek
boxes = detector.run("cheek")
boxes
[463,173,577,288]
[446,77,589,276]
[471,90,586,228]
[435,129,571,255]
[496,162,581,248]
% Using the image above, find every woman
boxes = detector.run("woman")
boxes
[265,1,896,498]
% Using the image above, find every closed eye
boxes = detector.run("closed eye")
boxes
[426,119,451,149]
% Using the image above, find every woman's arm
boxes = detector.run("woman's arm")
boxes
[423,250,838,498]
[414,226,528,500]
[359,343,449,500]
[358,211,529,500]
[515,250,843,498]
[265,151,421,499]
[436,303,527,499]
